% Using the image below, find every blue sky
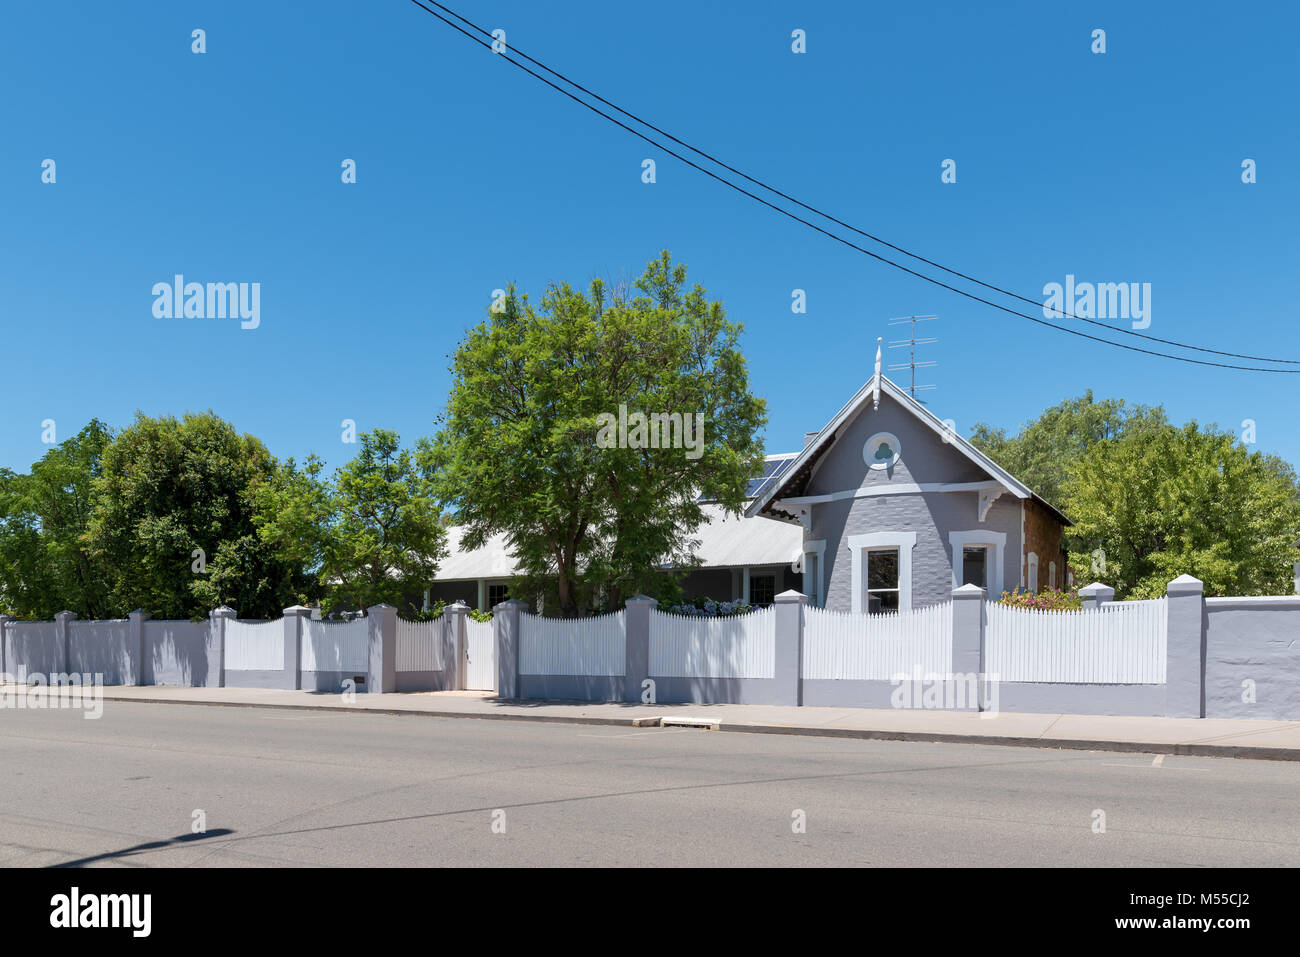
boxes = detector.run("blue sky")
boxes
[3,1,1297,479]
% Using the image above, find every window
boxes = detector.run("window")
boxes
[749,574,776,607]
[1027,552,1039,592]
[949,530,1006,597]
[487,583,509,609]
[849,532,916,613]
[1049,561,1057,589]
[802,540,826,607]
[865,548,900,613]
[962,546,988,589]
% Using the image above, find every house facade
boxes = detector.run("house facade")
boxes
[747,371,1070,612]
[420,368,1069,614]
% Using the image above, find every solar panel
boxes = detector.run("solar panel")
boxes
[701,454,798,503]
[745,454,796,500]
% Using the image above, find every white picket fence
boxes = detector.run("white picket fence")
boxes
[520,610,626,677]
[803,602,953,680]
[302,618,370,673]
[224,618,284,671]
[986,598,1167,684]
[396,617,443,672]
[649,607,775,679]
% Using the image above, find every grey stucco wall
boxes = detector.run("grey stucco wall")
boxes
[67,621,133,684]
[803,392,1023,612]
[5,622,62,675]
[142,620,217,687]
[1204,599,1300,720]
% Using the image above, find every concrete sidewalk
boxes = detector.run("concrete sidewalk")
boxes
[52,684,1300,761]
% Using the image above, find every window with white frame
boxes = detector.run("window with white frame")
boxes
[848,532,916,613]
[949,530,1006,598]
[802,540,826,607]
[865,548,901,613]
[1027,552,1039,592]
[1049,561,1057,589]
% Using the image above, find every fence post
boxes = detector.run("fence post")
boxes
[365,604,397,693]
[282,605,309,691]
[443,601,469,691]
[128,609,150,685]
[774,590,807,707]
[210,606,235,688]
[493,599,528,699]
[623,595,657,703]
[1079,581,1115,610]
[1165,574,1205,718]
[951,585,986,711]
[54,610,77,676]
[0,614,11,677]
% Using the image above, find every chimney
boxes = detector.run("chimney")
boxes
[804,431,819,448]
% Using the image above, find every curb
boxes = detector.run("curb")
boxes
[94,693,1300,763]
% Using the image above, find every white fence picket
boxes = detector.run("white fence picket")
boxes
[224,619,284,671]
[520,611,626,677]
[396,617,443,672]
[802,602,953,680]
[985,598,1166,684]
[648,607,775,679]
[302,618,370,673]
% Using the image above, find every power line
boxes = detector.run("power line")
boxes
[412,0,1298,368]
[405,0,1300,374]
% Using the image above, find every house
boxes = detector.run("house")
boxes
[420,473,805,612]
[746,355,1071,612]
[421,354,1069,614]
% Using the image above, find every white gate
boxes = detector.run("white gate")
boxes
[465,618,495,691]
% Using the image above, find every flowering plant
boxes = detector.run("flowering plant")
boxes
[997,586,1082,610]
[667,596,755,617]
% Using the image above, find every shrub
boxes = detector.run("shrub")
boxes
[667,596,755,617]
[997,587,1082,610]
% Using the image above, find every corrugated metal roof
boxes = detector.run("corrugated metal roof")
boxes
[432,503,803,582]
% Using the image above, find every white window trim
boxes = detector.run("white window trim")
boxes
[802,539,826,607]
[1027,551,1039,593]
[949,530,1007,598]
[848,531,917,613]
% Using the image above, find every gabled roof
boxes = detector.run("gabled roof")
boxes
[745,374,1071,526]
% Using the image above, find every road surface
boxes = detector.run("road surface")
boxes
[1,702,1297,867]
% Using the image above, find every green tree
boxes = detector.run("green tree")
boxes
[1063,423,1300,598]
[255,430,446,613]
[425,251,767,616]
[0,420,113,618]
[85,411,306,619]
[970,391,1166,507]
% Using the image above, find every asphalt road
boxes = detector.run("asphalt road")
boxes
[1,702,1298,867]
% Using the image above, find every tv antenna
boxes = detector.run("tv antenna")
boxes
[887,315,938,401]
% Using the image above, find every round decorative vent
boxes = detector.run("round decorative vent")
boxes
[863,432,901,470]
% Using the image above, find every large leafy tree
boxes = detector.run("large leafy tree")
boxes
[0,420,113,618]
[85,411,307,619]
[426,251,767,616]
[254,429,446,613]
[970,391,1166,507]
[1062,423,1300,598]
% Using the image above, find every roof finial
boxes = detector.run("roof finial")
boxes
[873,337,882,410]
